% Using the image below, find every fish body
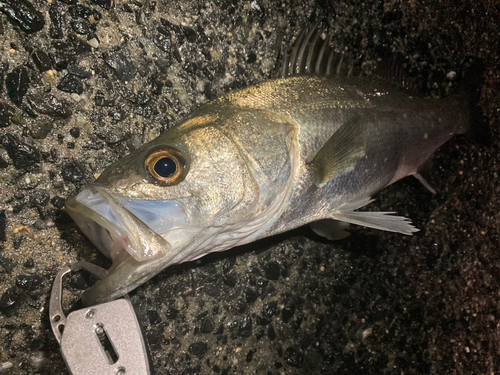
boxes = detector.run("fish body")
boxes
[66,31,475,305]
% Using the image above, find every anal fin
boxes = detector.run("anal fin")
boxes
[331,197,419,235]
[412,172,436,194]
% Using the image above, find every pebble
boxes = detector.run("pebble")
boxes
[0,255,15,273]
[42,70,56,85]
[1,134,40,170]
[184,62,198,74]
[244,287,258,304]
[223,258,236,273]
[6,66,30,106]
[183,26,198,43]
[153,33,171,53]
[261,301,278,321]
[247,52,257,64]
[72,19,92,35]
[16,274,40,291]
[223,273,236,287]
[105,51,137,82]
[0,0,45,33]
[68,4,102,20]
[281,301,295,323]
[147,310,161,325]
[263,261,281,280]
[0,286,22,317]
[62,162,84,182]
[67,65,92,79]
[27,94,72,118]
[267,325,276,340]
[188,342,208,359]
[283,347,304,368]
[108,109,126,122]
[238,314,252,337]
[145,329,163,351]
[32,50,52,72]
[69,35,92,54]
[70,127,80,138]
[87,38,99,48]
[165,307,179,319]
[57,74,84,94]
[0,102,15,128]
[92,0,112,10]
[1,362,13,370]
[13,236,23,249]
[51,196,66,209]
[49,4,65,39]
[95,92,115,107]
[200,316,215,333]
[30,190,50,206]
[29,122,53,139]
[0,156,8,169]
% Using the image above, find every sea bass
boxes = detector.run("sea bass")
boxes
[66,26,482,305]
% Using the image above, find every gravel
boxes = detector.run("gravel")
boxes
[0,0,500,374]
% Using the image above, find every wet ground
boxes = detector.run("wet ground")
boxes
[1,0,500,374]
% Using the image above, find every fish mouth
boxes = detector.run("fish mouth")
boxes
[65,186,190,305]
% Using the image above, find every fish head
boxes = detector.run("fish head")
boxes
[66,109,297,304]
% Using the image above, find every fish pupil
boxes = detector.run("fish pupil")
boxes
[154,157,177,178]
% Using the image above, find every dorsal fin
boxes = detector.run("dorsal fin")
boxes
[274,22,363,78]
[274,23,423,95]
[371,52,424,94]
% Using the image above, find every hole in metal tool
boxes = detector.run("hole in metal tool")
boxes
[115,366,126,374]
[94,323,119,364]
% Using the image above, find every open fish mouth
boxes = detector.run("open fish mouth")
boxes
[66,186,177,262]
[65,186,190,304]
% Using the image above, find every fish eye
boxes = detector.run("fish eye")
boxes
[154,157,177,178]
[145,147,188,185]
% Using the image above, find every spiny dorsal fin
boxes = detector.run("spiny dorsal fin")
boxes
[309,116,367,186]
[274,22,363,78]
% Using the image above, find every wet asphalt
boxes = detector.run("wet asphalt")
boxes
[0,0,500,374]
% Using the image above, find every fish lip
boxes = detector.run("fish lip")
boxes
[81,255,155,305]
[65,186,172,264]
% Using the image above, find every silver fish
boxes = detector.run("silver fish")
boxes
[66,26,481,305]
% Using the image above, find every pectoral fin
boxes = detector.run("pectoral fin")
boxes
[310,116,367,186]
[310,219,350,240]
[331,196,419,235]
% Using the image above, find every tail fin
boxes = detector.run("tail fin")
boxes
[462,59,492,146]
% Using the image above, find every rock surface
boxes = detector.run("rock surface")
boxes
[0,1,499,374]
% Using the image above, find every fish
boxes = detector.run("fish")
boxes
[65,24,486,305]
